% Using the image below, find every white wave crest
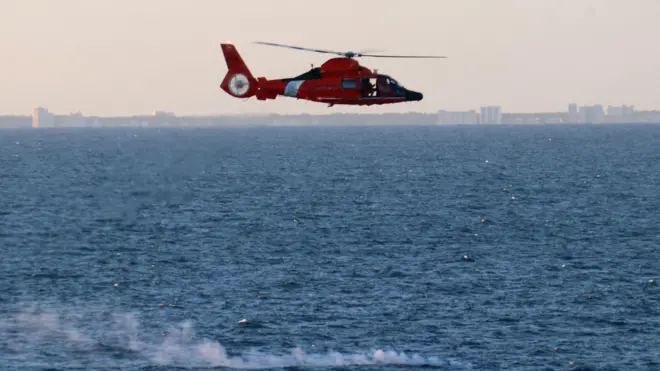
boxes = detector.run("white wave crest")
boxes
[0,303,455,369]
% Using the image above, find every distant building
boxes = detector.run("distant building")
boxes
[152,110,175,117]
[630,110,660,123]
[91,118,102,128]
[32,107,55,128]
[578,105,605,124]
[567,103,580,123]
[0,115,31,129]
[607,105,634,117]
[502,112,567,124]
[436,110,479,125]
[58,112,86,127]
[480,106,502,124]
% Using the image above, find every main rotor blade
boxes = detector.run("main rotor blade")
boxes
[357,53,447,59]
[357,48,387,54]
[253,41,344,56]
[253,41,447,59]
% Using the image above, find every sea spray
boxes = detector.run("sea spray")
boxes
[0,303,456,369]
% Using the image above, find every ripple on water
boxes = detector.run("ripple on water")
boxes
[1,125,660,370]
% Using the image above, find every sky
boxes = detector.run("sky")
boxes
[1,0,659,116]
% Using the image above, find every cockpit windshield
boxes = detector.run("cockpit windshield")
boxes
[388,77,402,88]
[378,75,404,88]
[375,75,405,96]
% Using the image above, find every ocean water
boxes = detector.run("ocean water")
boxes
[1,124,659,371]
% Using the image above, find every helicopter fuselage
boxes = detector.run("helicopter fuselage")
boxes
[219,44,423,106]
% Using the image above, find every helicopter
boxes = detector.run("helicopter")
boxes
[219,41,446,107]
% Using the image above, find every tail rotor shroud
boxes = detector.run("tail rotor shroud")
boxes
[228,73,251,96]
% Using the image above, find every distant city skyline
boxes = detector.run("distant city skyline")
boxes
[3,101,652,119]
[2,101,654,129]
[1,0,659,116]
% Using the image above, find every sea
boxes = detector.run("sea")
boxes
[1,124,659,371]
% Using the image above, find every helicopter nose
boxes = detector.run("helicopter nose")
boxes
[406,90,423,101]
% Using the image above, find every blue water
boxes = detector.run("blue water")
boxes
[1,124,659,371]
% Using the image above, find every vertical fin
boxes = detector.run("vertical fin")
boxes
[219,43,258,98]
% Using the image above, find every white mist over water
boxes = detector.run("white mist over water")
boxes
[0,303,458,370]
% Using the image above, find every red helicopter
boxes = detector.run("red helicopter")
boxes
[219,41,446,107]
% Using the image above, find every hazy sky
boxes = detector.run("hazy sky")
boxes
[1,0,659,116]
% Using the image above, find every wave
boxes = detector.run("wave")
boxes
[0,303,455,370]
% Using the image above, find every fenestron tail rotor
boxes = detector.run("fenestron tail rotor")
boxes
[252,41,446,59]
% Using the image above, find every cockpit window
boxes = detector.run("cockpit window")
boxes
[379,75,403,88]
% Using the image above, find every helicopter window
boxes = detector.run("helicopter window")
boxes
[378,78,391,89]
[341,79,357,89]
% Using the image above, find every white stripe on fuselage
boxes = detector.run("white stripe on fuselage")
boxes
[283,80,304,97]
